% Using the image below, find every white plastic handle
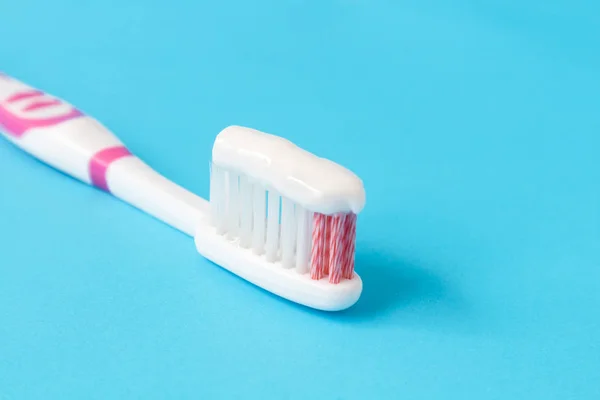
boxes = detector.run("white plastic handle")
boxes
[0,72,209,236]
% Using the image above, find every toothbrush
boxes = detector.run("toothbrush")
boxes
[0,72,366,311]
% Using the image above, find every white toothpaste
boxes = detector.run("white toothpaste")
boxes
[212,126,366,215]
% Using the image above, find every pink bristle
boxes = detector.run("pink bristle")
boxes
[323,215,332,275]
[310,213,327,280]
[342,213,357,279]
[328,214,346,284]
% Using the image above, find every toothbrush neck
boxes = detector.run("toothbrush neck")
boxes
[107,155,209,236]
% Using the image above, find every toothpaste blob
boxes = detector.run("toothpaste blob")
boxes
[212,126,365,215]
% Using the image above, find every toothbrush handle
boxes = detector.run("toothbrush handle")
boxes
[0,72,209,236]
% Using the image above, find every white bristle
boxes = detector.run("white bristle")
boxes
[295,207,311,273]
[208,167,321,277]
[226,171,239,239]
[209,163,217,223]
[265,190,280,262]
[280,197,296,268]
[252,184,266,254]
[239,175,253,248]
[210,164,227,235]
[209,163,218,225]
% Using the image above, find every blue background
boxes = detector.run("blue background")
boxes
[1,1,599,399]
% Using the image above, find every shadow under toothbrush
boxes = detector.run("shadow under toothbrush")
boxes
[323,246,471,329]
[200,245,470,329]
[336,249,451,319]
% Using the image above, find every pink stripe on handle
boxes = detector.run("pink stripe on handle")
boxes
[0,89,83,137]
[23,98,62,111]
[6,90,43,103]
[89,146,132,192]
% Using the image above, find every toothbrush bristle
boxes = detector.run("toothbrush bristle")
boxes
[280,197,296,268]
[251,185,266,254]
[310,212,357,281]
[295,207,311,274]
[310,213,327,280]
[239,174,252,248]
[328,214,346,284]
[209,164,357,283]
[265,190,280,262]
[323,215,331,275]
[342,213,357,279]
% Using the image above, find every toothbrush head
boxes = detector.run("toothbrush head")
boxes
[195,126,365,311]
